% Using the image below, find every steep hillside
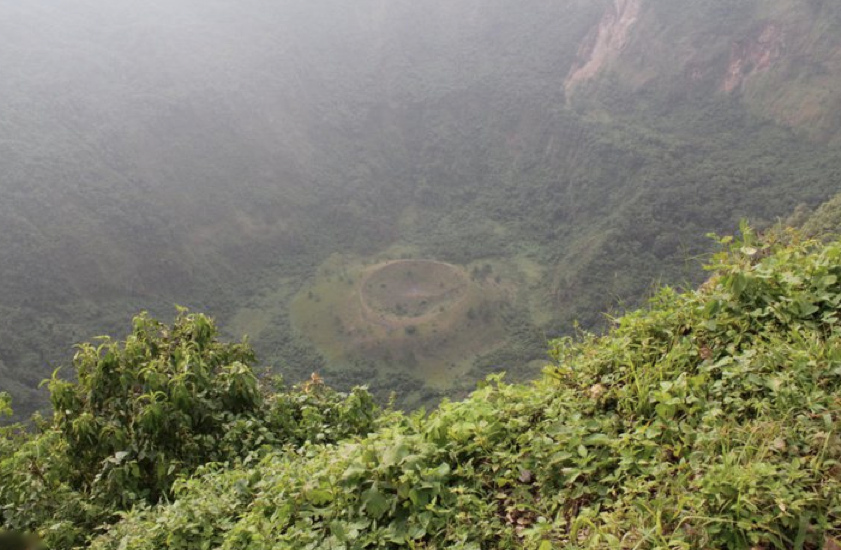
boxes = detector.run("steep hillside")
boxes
[4,228,841,548]
[798,192,841,237]
[569,0,841,141]
[2,0,841,416]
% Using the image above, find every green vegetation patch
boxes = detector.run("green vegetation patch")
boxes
[361,260,468,321]
[5,226,841,548]
[290,255,513,387]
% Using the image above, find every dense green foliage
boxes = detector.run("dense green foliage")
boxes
[0,312,379,549]
[3,0,841,417]
[47,311,263,507]
[4,2,841,546]
[800,193,841,239]
[4,229,841,548]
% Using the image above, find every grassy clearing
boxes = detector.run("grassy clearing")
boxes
[290,253,526,388]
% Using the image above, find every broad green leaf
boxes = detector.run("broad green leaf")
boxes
[362,488,391,519]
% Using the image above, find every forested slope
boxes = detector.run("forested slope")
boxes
[4,227,841,548]
[3,0,841,414]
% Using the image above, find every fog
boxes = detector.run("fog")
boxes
[2,0,839,415]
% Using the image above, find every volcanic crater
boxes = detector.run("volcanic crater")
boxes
[360,260,469,327]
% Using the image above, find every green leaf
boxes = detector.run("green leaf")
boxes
[362,488,391,519]
[655,403,676,420]
[730,273,748,296]
[307,487,334,505]
[381,440,410,467]
[583,433,611,447]
[330,520,347,541]
[798,300,819,316]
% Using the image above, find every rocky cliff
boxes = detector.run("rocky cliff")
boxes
[567,0,841,141]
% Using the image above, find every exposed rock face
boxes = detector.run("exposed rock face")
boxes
[722,23,786,93]
[566,0,642,90]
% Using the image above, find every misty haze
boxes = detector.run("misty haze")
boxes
[3,1,841,548]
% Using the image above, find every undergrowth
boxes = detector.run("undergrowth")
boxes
[4,226,841,548]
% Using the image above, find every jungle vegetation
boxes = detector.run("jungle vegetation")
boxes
[3,227,841,548]
[3,2,841,545]
[3,0,841,415]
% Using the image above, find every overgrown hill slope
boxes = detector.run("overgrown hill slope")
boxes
[3,0,841,416]
[569,0,841,142]
[5,227,841,549]
[799,192,841,238]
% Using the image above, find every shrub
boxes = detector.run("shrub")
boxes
[90,230,841,549]
[1,311,379,549]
